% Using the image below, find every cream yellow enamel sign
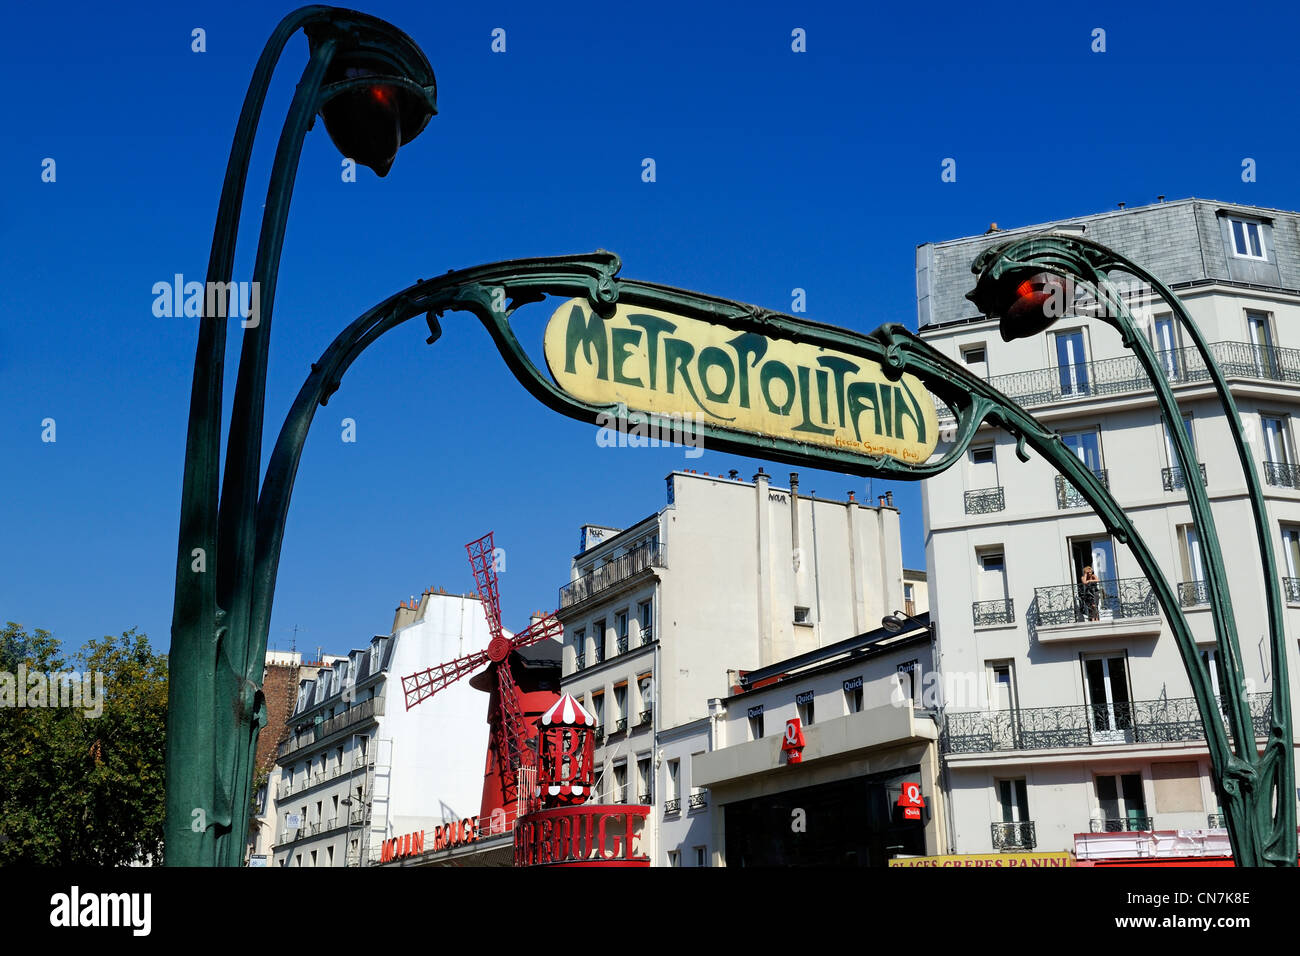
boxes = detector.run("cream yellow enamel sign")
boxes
[543,299,939,463]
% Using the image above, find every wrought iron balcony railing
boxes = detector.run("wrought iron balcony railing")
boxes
[277,696,385,758]
[936,342,1300,421]
[1178,580,1209,607]
[1032,576,1156,626]
[638,708,653,727]
[616,636,629,654]
[1285,578,1300,603]
[612,717,628,734]
[688,791,708,810]
[1207,813,1227,828]
[964,487,1005,514]
[991,821,1037,851]
[1091,816,1153,833]
[638,791,652,804]
[574,653,584,671]
[1263,460,1300,490]
[559,543,666,608]
[972,598,1014,627]
[942,693,1272,755]
[593,724,604,741]
[1162,462,1207,491]
[663,798,681,813]
[640,627,653,645]
[1054,469,1109,509]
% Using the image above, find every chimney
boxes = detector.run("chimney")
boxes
[531,611,545,626]
[847,490,855,503]
[1157,195,1166,203]
[985,222,999,234]
[885,490,894,507]
[878,495,887,508]
[1117,201,1126,209]
[789,473,802,557]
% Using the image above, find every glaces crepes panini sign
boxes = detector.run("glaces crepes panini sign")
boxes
[543,299,938,463]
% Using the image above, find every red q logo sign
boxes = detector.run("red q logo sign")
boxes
[897,782,925,820]
[782,718,806,764]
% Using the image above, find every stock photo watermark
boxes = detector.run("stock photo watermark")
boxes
[151,274,261,327]
[0,665,104,718]
[595,405,705,459]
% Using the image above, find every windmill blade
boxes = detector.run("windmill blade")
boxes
[508,612,564,651]
[466,532,503,643]
[401,648,489,710]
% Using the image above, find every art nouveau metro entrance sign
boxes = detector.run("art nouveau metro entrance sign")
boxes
[544,298,939,465]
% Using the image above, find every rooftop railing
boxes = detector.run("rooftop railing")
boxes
[559,543,666,609]
[936,342,1300,422]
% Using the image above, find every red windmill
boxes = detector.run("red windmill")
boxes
[400,532,564,825]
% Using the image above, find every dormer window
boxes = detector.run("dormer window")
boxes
[1229,218,1266,260]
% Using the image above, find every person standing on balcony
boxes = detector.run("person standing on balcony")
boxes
[1080,566,1101,621]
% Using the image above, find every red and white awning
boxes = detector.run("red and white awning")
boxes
[540,693,595,727]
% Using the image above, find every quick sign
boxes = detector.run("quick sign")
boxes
[897,781,926,821]
[783,718,806,764]
[544,300,939,464]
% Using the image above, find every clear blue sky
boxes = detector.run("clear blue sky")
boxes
[4,0,1299,660]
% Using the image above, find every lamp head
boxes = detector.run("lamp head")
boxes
[308,21,437,178]
[881,611,906,633]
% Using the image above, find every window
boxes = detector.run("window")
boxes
[796,690,815,725]
[976,549,1008,605]
[613,762,627,802]
[987,660,1017,711]
[1201,647,1223,698]
[998,778,1029,823]
[327,845,334,866]
[1230,218,1266,260]
[1282,525,1300,582]
[904,582,916,616]
[844,676,864,714]
[1070,535,1118,620]
[794,605,811,624]
[336,745,345,771]
[296,853,302,867]
[968,445,998,488]
[637,755,652,802]
[637,673,654,723]
[1054,329,1089,396]
[591,690,605,731]
[593,764,603,799]
[747,705,764,740]
[961,345,987,366]
[572,627,585,669]
[1248,311,1279,377]
[1096,773,1148,830]
[1151,313,1181,379]
[1261,415,1293,465]
[310,849,318,867]
[694,846,708,867]
[667,850,680,867]
[592,619,605,663]
[638,600,653,644]
[615,611,629,654]
[667,759,680,800]
[1083,653,1133,741]
[613,683,627,728]
[1178,524,1206,605]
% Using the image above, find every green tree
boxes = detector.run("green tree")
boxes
[0,622,168,865]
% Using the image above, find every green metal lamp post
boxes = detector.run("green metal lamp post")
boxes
[966,233,1296,867]
[165,6,436,866]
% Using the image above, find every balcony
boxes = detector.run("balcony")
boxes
[688,790,708,810]
[638,708,653,728]
[991,821,1037,852]
[1178,580,1209,608]
[937,341,1300,420]
[277,696,385,759]
[559,543,666,609]
[1091,816,1153,833]
[1032,576,1156,627]
[593,724,604,742]
[616,636,629,655]
[1263,460,1300,490]
[574,653,585,671]
[612,717,628,735]
[640,627,653,645]
[942,693,1272,755]
[663,797,681,814]
[1054,470,1108,510]
[637,791,652,804]
[1286,578,1300,603]
[1162,463,1206,491]
[964,487,1005,514]
[972,598,1014,627]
